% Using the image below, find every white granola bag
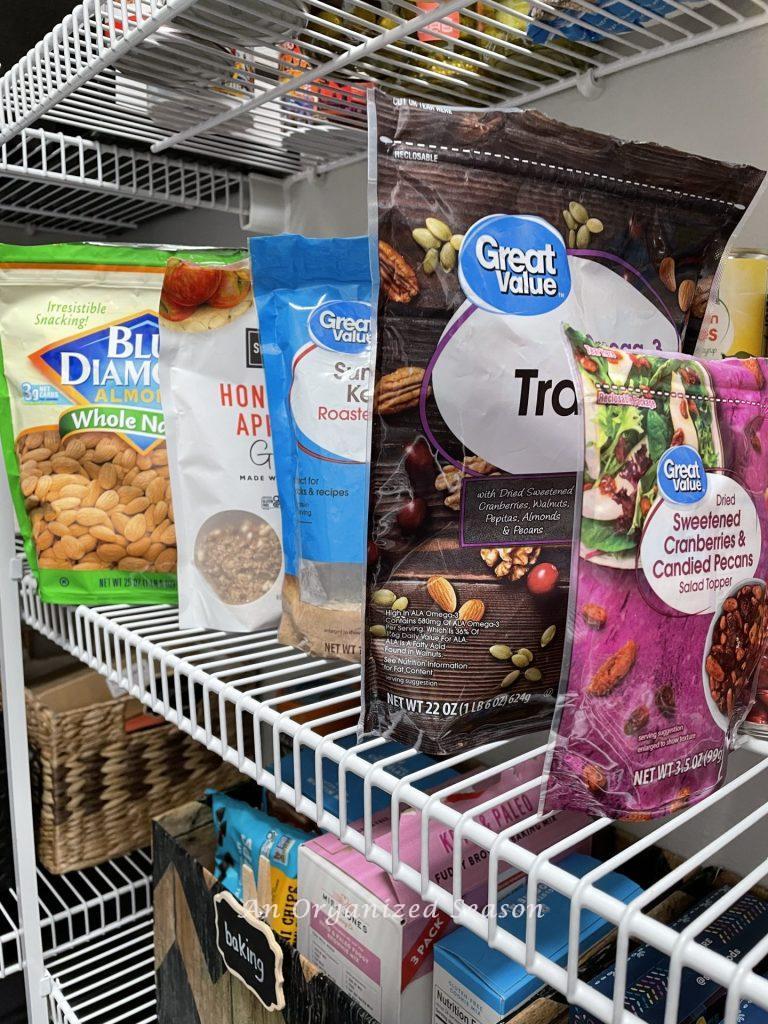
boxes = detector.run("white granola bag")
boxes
[158,250,283,631]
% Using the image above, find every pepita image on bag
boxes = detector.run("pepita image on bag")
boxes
[542,344,768,819]
[158,250,283,633]
[251,235,371,662]
[363,92,766,756]
[0,242,176,605]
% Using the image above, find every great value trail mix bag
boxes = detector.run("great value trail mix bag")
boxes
[159,250,283,633]
[0,243,176,605]
[542,346,768,820]
[364,92,765,756]
[251,235,371,662]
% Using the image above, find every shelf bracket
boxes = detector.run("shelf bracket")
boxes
[576,70,605,100]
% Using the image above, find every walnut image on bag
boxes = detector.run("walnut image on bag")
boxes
[0,242,177,605]
[158,251,283,632]
[363,91,765,756]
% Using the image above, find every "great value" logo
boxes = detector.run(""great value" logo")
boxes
[458,214,571,316]
[308,300,371,355]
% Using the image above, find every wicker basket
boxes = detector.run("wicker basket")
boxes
[25,668,237,874]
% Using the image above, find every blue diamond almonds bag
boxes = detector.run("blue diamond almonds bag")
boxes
[364,92,766,756]
[0,243,177,604]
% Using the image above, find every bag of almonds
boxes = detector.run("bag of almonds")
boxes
[0,242,177,605]
[158,250,283,632]
[364,91,765,756]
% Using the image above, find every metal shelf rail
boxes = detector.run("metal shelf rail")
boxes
[2,0,767,177]
[19,575,768,1024]
[0,127,248,235]
[0,851,151,982]
[45,914,156,1024]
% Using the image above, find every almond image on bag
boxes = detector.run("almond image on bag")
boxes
[0,242,177,605]
[158,250,283,633]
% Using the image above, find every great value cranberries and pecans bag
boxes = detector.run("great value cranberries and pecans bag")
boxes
[0,242,176,605]
[542,344,768,819]
[363,92,765,756]
[158,250,283,633]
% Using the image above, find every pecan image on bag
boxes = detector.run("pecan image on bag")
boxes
[362,91,764,756]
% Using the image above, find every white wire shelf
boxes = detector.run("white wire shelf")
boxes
[46,914,156,1024]
[2,0,767,178]
[0,127,247,236]
[18,574,768,1024]
[0,850,152,981]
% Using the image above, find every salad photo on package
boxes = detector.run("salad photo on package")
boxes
[566,325,722,567]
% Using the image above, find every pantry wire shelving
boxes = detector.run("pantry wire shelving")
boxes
[45,915,156,1024]
[1,0,768,180]
[17,570,768,1024]
[0,850,152,981]
[0,127,249,236]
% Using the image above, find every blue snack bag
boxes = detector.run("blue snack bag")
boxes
[250,235,371,663]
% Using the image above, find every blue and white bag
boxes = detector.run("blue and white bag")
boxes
[250,235,371,663]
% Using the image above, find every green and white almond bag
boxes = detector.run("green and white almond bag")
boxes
[0,242,176,605]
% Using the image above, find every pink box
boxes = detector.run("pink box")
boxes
[297,754,589,1024]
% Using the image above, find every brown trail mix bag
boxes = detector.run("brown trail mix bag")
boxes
[363,91,765,756]
[542,343,768,819]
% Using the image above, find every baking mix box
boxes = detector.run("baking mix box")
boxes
[297,756,590,1024]
[572,888,768,1024]
[432,853,643,1024]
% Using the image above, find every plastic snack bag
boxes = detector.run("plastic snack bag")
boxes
[0,242,177,605]
[363,90,765,756]
[250,235,371,663]
[542,340,768,820]
[211,789,317,945]
[158,250,283,632]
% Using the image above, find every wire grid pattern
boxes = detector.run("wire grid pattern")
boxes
[0,127,247,235]
[2,0,768,177]
[18,575,768,1024]
[0,851,152,981]
[46,914,156,1024]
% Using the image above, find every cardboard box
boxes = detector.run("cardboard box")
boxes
[432,853,643,1024]
[297,757,590,1024]
[572,887,768,1024]
[154,799,377,1024]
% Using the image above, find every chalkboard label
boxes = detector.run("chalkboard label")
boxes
[214,891,285,1011]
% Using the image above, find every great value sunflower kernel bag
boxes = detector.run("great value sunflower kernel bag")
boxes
[364,92,765,756]
[542,343,768,820]
[250,235,371,662]
[0,242,176,604]
[158,250,283,633]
